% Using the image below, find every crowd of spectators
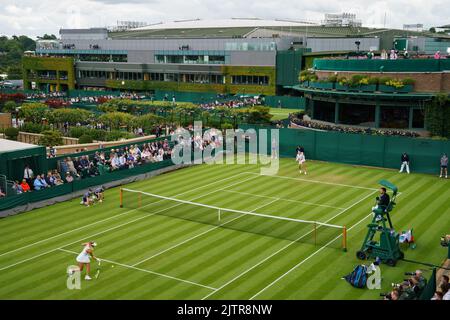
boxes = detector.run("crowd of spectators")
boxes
[5,141,172,197]
[290,115,420,138]
[383,270,428,300]
[56,141,172,179]
[198,97,263,111]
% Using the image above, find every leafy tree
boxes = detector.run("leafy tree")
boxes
[38,130,63,146]
[51,108,91,125]
[2,101,17,113]
[136,113,165,132]
[98,112,136,130]
[18,103,50,123]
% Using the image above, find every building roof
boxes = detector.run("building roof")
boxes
[110,22,450,40]
[0,139,41,154]
[133,18,316,30]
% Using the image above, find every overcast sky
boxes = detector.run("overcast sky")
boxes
[0,0,448,38]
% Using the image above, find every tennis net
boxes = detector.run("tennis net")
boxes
[120,188,347,250]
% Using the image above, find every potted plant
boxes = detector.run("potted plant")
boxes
[359,77,378,92]
[299,70,315,87]
[310,78,334,90]
[349,75,364,91]
[378,77,396,93]
[335,76,349,91]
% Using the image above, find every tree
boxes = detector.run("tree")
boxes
[39,130,63,147]
[18,103,50,123]
[136,113,165,132]
[51,108,92,125]
[37,34,57,40]
[98,112,136,130]
[429,27,436,33]
[2,101,17,113]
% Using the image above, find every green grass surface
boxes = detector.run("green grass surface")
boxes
[0,159,448,300]
[269,108,299,121]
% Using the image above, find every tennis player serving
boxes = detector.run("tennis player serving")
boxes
[76,241,100,280]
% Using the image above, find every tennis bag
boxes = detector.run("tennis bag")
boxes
[344,265,368,289]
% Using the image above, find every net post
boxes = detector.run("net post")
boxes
[343,226,347,252]
[120,188,123,208]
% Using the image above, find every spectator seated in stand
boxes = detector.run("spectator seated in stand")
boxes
[20,179,31,193]
[0,188,5,197]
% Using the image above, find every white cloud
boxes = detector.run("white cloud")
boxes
[0,0,447,38]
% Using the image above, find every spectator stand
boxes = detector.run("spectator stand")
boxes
[0,139,47,182]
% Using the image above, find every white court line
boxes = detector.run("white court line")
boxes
[0,171,247,259]
[58,248,216,291]
[201,189,377,300]
[132,198,280,267]
[250,211,376,299]
[222,189,344,210]
[243,172,378,191]
[249,192,403,299]
[0,174,258,272]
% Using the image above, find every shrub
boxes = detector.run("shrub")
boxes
[78,134,94,144]
[105,130,135,142]
[69,127,88,138]
[379,77,392,85]
[4,127,19,140]
[337,77,348,86]
[327,75,338,83]
[38,130,63,147]
[368,77,379,85]
[20,122,51,134]
[349,75,364,87]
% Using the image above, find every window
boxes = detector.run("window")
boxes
[231,75,269,86]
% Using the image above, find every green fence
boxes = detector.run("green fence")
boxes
[314,58,450,72]
[0,160,174,211]
[264,96,306,109]
[239,126,450,174]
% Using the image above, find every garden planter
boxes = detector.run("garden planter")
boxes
[335,83,349,91]
[310,82,334,90]
[395,85,413,93]
[378,85,397,93]
[359,84,377,92]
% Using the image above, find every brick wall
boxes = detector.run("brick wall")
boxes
[0,113,11,130]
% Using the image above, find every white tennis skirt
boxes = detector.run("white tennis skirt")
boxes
[76,254,90,264]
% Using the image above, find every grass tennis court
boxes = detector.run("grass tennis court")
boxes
[0,158,448,300]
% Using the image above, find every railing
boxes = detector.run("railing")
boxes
[313,58,450,72]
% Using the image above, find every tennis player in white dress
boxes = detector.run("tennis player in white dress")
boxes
[296,151,307,175]
[76,242,100,280]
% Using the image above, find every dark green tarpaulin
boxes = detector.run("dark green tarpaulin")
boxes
[239,125,450,174]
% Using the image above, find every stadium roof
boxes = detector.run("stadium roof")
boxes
[133,18,317,30]
[110,22,450,40]
[0,139,41,154]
